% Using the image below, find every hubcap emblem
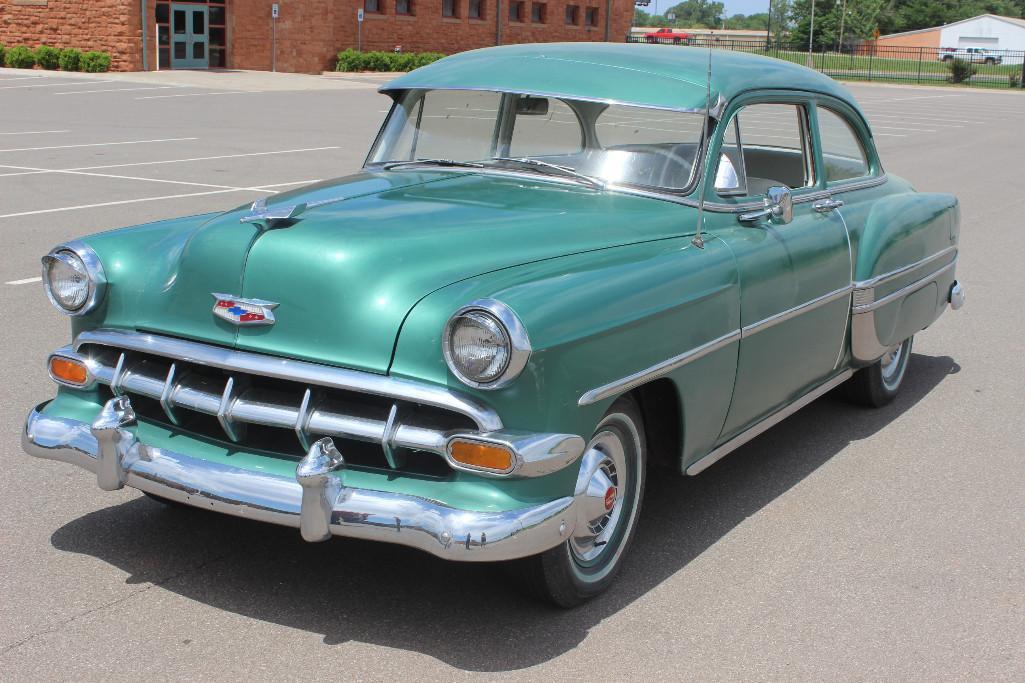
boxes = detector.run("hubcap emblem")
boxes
[211,293,279,326]
[604,486,617,512]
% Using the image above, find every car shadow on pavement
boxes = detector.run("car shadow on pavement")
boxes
[50,353,958,672]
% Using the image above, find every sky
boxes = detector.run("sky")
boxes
[643,0,771,17]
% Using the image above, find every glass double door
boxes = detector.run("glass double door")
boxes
[171,4,209,69]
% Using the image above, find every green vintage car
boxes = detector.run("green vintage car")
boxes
[25,44,963,606]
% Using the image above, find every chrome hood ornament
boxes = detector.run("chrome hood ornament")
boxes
[239,197,308,230]
[211,293,279,326]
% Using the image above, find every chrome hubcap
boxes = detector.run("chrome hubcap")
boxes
[570,429,628,564]
[880,340,907,390]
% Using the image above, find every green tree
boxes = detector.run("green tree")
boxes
[790,0,885,48]
[663,0,726,28]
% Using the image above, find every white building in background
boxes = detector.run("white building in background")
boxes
[939,14,1025,51]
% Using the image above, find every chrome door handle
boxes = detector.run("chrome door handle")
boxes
[813,198,844,213]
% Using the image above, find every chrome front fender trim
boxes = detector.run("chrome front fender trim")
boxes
[23,400,588,562]
[578,329,741,406]
[73,329,502,432]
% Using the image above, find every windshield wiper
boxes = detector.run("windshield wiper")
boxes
[489,157,606,190]
[382,158,485,170]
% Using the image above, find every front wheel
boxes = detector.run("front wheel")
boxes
[845,336,913,407]
[509,396,647,607]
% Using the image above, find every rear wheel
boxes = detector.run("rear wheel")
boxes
[509,396,646,607]
[845,336,913,407]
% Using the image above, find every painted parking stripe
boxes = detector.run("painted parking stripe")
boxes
[0,79,116,90]
[0,130,70,136]
[5,276,41,286]
[53,86,184,95]
[0,163,270,191]
[0,180,318,220]
[0,147,341,178]
[136,89,258,98]
[0,137,197,153]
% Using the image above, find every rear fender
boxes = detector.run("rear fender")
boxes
[850,192,960,365]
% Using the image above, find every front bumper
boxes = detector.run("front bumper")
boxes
[23,397,605,562]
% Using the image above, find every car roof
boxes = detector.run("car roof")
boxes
[380,43,863,117]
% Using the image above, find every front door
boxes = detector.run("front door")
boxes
[171,4,209,69]
[711,100,853,440]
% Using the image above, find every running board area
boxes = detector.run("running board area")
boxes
[686,369,854,476]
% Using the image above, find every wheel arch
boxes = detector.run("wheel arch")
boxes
[631,378,683,471]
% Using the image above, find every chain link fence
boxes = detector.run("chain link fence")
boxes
[628,35,1025,90]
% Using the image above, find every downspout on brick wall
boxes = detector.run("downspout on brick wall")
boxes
[495,0,503,45]
[604,0,611,40]
[141,0,149,70]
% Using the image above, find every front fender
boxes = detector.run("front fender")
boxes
[390,236,741,470]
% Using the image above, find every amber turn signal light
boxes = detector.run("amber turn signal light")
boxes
[448,439,515,473]
[49,356,88,386]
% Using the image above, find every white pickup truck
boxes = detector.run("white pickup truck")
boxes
[938,47,1003,65]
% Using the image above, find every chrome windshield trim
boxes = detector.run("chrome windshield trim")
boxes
[578,329,740,406]
[73,329,503,432]
[741,285,853,337]
[853,259,957,313]
[854,246,958,291]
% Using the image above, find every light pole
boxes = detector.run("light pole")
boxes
[837,0,848,52]
[765,0,772,49]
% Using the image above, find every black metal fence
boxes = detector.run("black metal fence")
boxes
[627,35,1025,89]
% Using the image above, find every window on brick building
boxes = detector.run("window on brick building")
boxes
[565,4,579,24]
[469,0,484,19]
[585,6,599,26]
[509,0,524,21]
[442,0,458,17]
[530,2,546,22]
[396,0,413,14]
[365,0,382,14]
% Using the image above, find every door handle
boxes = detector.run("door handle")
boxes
[813,198,844,213]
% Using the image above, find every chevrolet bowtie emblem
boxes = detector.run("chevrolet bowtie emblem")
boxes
[211,293,279,326]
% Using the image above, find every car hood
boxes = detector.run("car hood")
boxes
[133,170,685,373]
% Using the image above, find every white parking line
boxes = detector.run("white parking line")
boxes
[53,86,184,95]
[0,130,70,136]
[0,137,198,153]
[0,75,48,81]
[0,180,319,220]
[137,91,260,100]
[0,163,268,191]
[0,79,116,90]
[0,147,340,178]
[5,276,41,286]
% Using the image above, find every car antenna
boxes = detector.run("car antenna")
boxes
[691,42,713,250]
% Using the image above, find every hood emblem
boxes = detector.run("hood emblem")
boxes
[239,197,307,230]
[211,293,279,326]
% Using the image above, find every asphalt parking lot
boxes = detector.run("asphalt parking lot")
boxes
[1,67,1023,679]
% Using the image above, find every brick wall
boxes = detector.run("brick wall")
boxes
[0,0,143,71]
[1,0,633,73]
[231,0,635,73]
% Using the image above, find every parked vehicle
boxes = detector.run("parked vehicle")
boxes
[25,44,964,607]
[644,27,691,44]
[938,47,1003,64]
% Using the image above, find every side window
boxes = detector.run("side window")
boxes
[818,107,870,182]
[716,103,813,197]
[508,97,583,157]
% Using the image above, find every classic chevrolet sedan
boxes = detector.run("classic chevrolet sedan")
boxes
[25,44,963,606]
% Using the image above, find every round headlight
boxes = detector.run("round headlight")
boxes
[41,243,106,316]
[443,300,531,389]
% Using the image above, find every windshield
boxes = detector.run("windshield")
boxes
[367,89,706,192]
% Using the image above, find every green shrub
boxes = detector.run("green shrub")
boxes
[5,46,36,69]
[1010,72,1021,88]
[34,45,60,70]
[80,50,112,72]
[335,49,445,72]
[946,58,977,84]
[0,45,6,68]
[58,47,82,71]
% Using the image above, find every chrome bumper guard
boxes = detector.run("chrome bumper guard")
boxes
[24,397,610,561]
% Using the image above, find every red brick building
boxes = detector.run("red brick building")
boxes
[0,0,633,73]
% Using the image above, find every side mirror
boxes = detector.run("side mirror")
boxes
[738,185,793,225]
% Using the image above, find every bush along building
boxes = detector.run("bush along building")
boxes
[0,0,633,73]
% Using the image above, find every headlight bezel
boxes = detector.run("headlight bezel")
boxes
[442,299,531,390]
[41,241,107,316]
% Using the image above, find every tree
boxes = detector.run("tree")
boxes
[790,0,885,48]
[724,12,771,29]
[662,0,726,28]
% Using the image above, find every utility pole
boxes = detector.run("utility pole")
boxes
[806,0,816,67]
[765,0,772,50]
[837,0,848,52]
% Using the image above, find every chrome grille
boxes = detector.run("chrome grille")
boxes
[70,330,498,474]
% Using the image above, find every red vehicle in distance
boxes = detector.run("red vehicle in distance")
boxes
[644,27,692,44]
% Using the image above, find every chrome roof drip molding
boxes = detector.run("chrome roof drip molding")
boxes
[240,197,308,229]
